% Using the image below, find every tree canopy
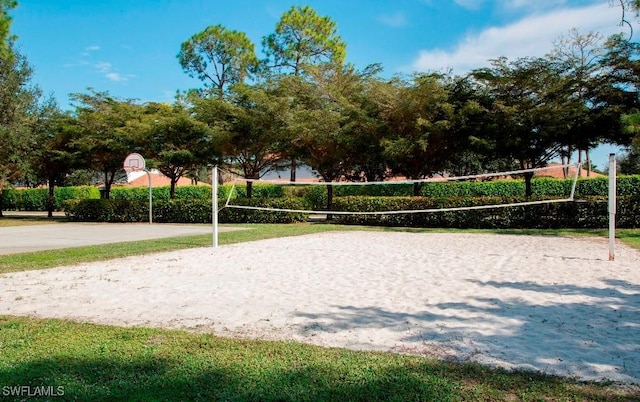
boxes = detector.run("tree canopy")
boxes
[178,25,258,98]
[262,5,346,76]
[143,102,214,198]
[3,4,640,213]
[69,90,146,199]
[0,0,16,59]
[0,43,39,199]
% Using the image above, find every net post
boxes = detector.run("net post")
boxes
[608,154,616,261]
[212,166,219,248]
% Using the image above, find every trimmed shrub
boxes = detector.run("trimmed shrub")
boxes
[0,188,20,210]
[299,186,328,210]
[2,186,98,211]
[19,188,48,211]
[8,175,640,229]
[64,199,147,222]
[153,199,212,223]
[217,183,284,199]
[422,177,581,198]
[219,197,309,223]
[54,186,100,209]
[174,186,212,200]
[614,175,640,196]
[110,186,171,201]
[334,183,414,197]
[574,177,608,196]
[274,175,640,201]
[107,184,282,201]
[65,197,309,224]
[331,195,638,229]
[618,195,640,228]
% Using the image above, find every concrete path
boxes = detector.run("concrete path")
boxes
[0,219,237,255]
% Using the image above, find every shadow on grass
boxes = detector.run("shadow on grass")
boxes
[0,313,634,401]
[0,350,460,401]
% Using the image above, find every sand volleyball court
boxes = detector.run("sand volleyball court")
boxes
[1,231,639,384]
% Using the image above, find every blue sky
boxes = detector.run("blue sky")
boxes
[10,0,638,168]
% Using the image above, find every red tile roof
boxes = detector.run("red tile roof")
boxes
[533,163,603,179]
[125,171,200,187]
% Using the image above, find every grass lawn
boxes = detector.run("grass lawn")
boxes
[0,216,65,227]
[1,315,636,402]
[0,221,639,400]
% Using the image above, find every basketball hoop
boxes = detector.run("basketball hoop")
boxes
[123,152,146,175]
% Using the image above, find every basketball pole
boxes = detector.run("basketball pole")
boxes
[123,153,152,224]
[146,169,152,224]
[608,153,616,261]
[212,165,218,248]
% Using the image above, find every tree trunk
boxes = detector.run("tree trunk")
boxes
[524,171,534,198]
[246,180,253,199]
[0,179,4,217]
[326,184,333,221]
[103,171,111,199]
[170,179,177,199]
[99,171,117,200]
[290,159,297,182]
[412,181,423,197]
[577,150,583,177]
[586,149,591,177]
[564,145,573,178]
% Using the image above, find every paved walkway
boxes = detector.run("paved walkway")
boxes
[0,215,236,255]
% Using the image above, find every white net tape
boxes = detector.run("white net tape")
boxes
[222,163,583,216]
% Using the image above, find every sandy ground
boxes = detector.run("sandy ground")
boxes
[1,231,639,384]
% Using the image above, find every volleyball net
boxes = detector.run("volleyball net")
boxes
[219,163,583,216]
[211,157,618,261]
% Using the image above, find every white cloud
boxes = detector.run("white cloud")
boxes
[105,72,124,82]
[65,45,134,83]
[105,72,135,82]
[456,1,576,13]
[91,60,134,83]
[378,12,409,27]
[94,61,112,73]
[410,2,633,75]
[497,0,569,12]
[82,45,100,55]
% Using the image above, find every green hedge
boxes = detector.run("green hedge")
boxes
[4,176,640,224]
[1,184,284,211]
[420,176,640,198]
[110,186,172,201]
[62,199,144,222]
[56,186,101,204]
[274,176,640,205]
[331,195,640,229]
[63,194,639,228]
[109,184,284,201]
[64,197,309,224]
[218,198,308,223]
[1,186,100,211]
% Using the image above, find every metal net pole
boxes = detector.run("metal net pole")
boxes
[608,154,616,261]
